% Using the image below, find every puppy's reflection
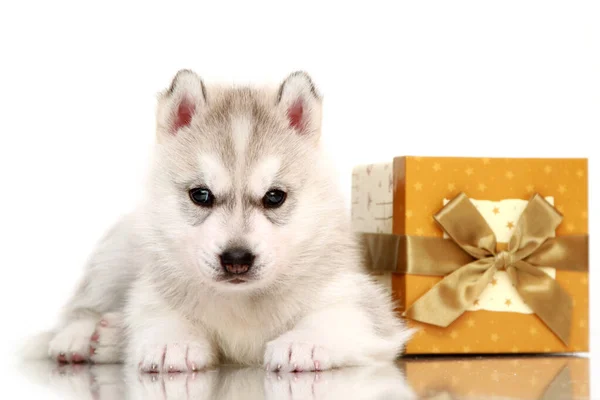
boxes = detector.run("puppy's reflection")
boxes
[19,361,126,399]
[20,361,416,400]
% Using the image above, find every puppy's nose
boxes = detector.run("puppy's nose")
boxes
[220,247,255,275]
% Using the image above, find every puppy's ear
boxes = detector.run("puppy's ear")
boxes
[276,71,322,136]
[156,69,206,137]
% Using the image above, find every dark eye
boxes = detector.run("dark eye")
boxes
[189,188,215,207]
[262,189,287,209]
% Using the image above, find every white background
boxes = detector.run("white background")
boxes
[0,0,597,397]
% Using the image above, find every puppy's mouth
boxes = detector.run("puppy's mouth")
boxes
[215,273,258,285]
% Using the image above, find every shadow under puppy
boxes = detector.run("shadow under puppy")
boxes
[22,70,414,372]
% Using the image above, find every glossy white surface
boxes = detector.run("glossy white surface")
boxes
[10,356,589,399]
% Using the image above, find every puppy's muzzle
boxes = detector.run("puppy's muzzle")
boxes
[219,247,255,275]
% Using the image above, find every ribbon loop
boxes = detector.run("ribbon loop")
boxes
[508,194,563,259]
[433,192,497,258]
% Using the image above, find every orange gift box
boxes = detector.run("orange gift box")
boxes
[352,156,589,354]
[402,356,590,399]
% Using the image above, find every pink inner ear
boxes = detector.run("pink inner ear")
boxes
[287,99,305,131]
[172,96,195,134]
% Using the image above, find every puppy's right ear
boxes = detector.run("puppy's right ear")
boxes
[156,69,206,137]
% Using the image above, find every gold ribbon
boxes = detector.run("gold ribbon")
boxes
[360,192,588,345]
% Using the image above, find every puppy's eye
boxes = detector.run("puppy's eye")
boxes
[189,188,215,207]
[262,189,287,209]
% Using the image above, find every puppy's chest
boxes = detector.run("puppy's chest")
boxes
[201,302,298,364]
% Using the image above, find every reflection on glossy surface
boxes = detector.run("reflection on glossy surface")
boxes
[18,356,589,400]
[401,356,589,400]
[18,360,416,399]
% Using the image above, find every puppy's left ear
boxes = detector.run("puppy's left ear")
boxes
[276,71,322,136]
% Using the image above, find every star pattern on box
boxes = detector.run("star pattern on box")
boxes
[529,327,538,336]
[558,185,567,194]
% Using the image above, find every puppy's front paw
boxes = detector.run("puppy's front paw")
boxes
[138,342,213,374]
[264,336,331,372]
[89,312,123,364]
[49,319,98,363]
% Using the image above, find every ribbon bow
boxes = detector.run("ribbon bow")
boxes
[400,192,588,345]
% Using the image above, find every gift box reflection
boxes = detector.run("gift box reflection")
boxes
[401,356,589,400]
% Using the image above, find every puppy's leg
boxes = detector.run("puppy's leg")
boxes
[125,281,217,373]
[89,312,125,364]
[264,305,413,372]
[45,216,136,364]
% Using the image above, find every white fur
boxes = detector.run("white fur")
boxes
[22,70,414,372]
[197,153,231,194]
[248,156,281,197]
[232,115,252,162]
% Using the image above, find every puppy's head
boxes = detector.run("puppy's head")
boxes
[145,70,336,293]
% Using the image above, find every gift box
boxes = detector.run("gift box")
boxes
[353,156,589,354]
[402,356,590,399]
[351,162,395,292]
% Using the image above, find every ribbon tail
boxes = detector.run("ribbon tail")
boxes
[404,259,496,327]
[509,261,573,346]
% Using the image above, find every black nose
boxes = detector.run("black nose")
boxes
[220,247,255,275]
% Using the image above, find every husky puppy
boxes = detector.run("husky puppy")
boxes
[23,70,413,372]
